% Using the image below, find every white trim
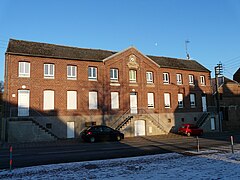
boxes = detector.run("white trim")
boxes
[111,92,119,109]
[43,90,54,110]
[103,46,160,68]
[67,91,77,110]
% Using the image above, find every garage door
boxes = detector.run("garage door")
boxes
[134,120,146,136]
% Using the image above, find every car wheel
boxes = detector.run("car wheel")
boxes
[187,132,191,137]
[90,137,95,143]
[116,135,121,141]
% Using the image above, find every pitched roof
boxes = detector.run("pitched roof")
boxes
[6,39,116,61]
[6,39,210,72]
[147,55,209,72]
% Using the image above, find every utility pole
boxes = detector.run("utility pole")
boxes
[214,62,223,132]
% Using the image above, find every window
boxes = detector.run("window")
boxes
[146,72,153,83]
[178,94,183,108]
[110,68,118,81]
[200,75,205,85]
[88,67,97,80]
[190,94,196,108]
[67,91,77,110]
[19,62,30,77]
[111,92,119,109]
[67,65,77,79]
[129,70,137,83]
[189,75,194,85]
[43,90,54,110]
[163,73,169,84]
[176,74,182,85]
[147,93,154,108]
[164,93,171,108]
[44,64,55,78]
[89,91,98,109]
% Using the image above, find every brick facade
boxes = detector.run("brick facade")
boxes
[218,77,240,131]
[3,39,216,142]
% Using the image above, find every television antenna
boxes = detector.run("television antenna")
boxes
[185,40,190,60]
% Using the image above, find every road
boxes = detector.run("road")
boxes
[0,133,240,169]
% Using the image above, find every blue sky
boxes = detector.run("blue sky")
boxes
[0,0,240,81]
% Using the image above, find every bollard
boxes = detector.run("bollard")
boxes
[10,145,13,171]
[230,136,234,154]
[196,136,200,152]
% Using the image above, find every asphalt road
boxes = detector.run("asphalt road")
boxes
[0,133,240,169]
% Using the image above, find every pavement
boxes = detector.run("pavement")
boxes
[1,131,240,150]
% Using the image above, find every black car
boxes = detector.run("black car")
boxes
[81,125,124,143]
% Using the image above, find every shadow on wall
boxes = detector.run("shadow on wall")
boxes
[219,81,240,131]
[170,79,218,133]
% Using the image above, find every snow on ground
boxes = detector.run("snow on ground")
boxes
[0,150,240,179]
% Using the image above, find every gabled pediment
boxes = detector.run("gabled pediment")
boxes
[103,46,160,68]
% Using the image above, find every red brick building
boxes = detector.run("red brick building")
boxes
[3,39,216,142]
[216,76,240,131]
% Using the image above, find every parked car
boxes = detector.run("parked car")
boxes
[178,124,203,136]
[81,125,124,143]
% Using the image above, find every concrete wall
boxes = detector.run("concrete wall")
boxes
[8,121,56,143]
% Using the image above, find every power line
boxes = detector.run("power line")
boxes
[221,55,240,64]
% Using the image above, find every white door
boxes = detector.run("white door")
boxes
[202,95,207,112]
[18,90,30,116]
[134,120,146,136]
[130,93,137,114]
[67,122,75,138]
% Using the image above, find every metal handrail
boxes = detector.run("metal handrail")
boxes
[138,108,167,133]
[111,109,131,129]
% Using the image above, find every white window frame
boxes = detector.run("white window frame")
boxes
[67,91,77,110]
[67,65,77,80]
[110,68,118,81]
[200,75,205,85]
[111,92,119,109]
[43,90,54,110]
[190,94,196,108]
[176,74,182,85]
[147,92,154,108]
[19,62,30,77]
[163,73,169,84]
[146,72,153,83]
[178,93,183,108]
[44,64,55,78]
[129,70,137,83]
[164,93,171,108]
[88,67,97,80]
[89,91,98,109]
[189,75,194,85]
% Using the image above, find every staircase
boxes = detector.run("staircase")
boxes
[111,108,167,133]
[8,118,58,142]
[111,109,133,130]
[196,112,210,127]
[138,108,167,134]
